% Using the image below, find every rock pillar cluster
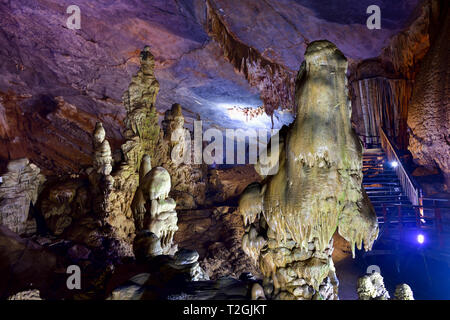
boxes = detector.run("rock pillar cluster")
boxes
[86,46,162,249]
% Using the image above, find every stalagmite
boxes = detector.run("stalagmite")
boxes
[357,272,390,300]
[394,284,414,300]
[238,40,378,300]
[88,46,162,249]
[132,155,178,255]
[93,122,113,177]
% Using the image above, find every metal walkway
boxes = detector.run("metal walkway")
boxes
[363,148,450,261]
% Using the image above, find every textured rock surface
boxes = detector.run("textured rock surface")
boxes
[39,179,90,236]
[239,41,378,300]
[394,283,415,300]
[7,289,42,300]
[0,0,422,173]
[357,272,390,300]
[175,207,261,280]
[351,78,414,150]
[0,158,45,234]
[0,225,68,299]
[154,103,207,209]
[407,3,450,188]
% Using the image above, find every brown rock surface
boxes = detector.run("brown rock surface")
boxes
[206,165,262,204]
[0,225,69,299]
[407,4,450,188]
[175,207,260,280]
[0,158,45,234]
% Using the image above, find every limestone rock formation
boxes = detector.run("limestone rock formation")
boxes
[7,289,42,300]
[206,0,295,116]
[407,4,450,189]
[206,165,262,204]
[133,231,163,261]
[93,122,113,177]
[0,0,423,174]
[0,158,45,234]
[0,225,70,299]
[108,248,209,300]
[85,46,162,253]
[238,41,378,300]
[394,283,415,300]
[157,103,207,209]
[357,272,390,300]
[175,206,261,280]
[132,156,178,255]
[39,179,90,236]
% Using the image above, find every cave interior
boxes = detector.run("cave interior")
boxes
[0,0,449,301]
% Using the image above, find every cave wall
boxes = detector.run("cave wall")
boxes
[407,1,450,187]
[351,78,414,149]
[350,0,449,177]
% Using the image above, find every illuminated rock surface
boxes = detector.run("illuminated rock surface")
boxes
[0,0,421,173]
[239,41,379,300]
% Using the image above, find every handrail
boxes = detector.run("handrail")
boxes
[379,127,422,206]
[357,133,380,148]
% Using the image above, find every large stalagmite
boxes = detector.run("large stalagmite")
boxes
[239,41,379,300]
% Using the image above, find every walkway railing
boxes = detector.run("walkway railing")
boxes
[379,127,422,207]
[379,202,449,248]
[357,134,380,149]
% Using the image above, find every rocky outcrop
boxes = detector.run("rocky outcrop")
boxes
[357,272,415,300]
[157,103,207,209]
[394,284,415,300]
[357,272,390,300]
[379,1,432,80]
[175,207,261,280]
[0,158,45,234]
[407,3,450,188]
[206,165,262,205]
[39,179,90,236]
[7,289,42,300]
[0,225,68,299]
[238,41,378,300]
[350,1,436,150]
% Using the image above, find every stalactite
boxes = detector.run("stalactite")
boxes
[205,0,295,115]
[351,77,414,150]
[380,0,432,79]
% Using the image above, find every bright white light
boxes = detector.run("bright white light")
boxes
[417,234,425,244]
[391,161,398,168]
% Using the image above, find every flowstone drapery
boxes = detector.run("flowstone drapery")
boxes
[238,41,379,300]
[132,155,178,255]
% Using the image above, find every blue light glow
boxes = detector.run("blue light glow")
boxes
[417,234,425,244]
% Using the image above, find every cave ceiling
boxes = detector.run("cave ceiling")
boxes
[0,0,422,171]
